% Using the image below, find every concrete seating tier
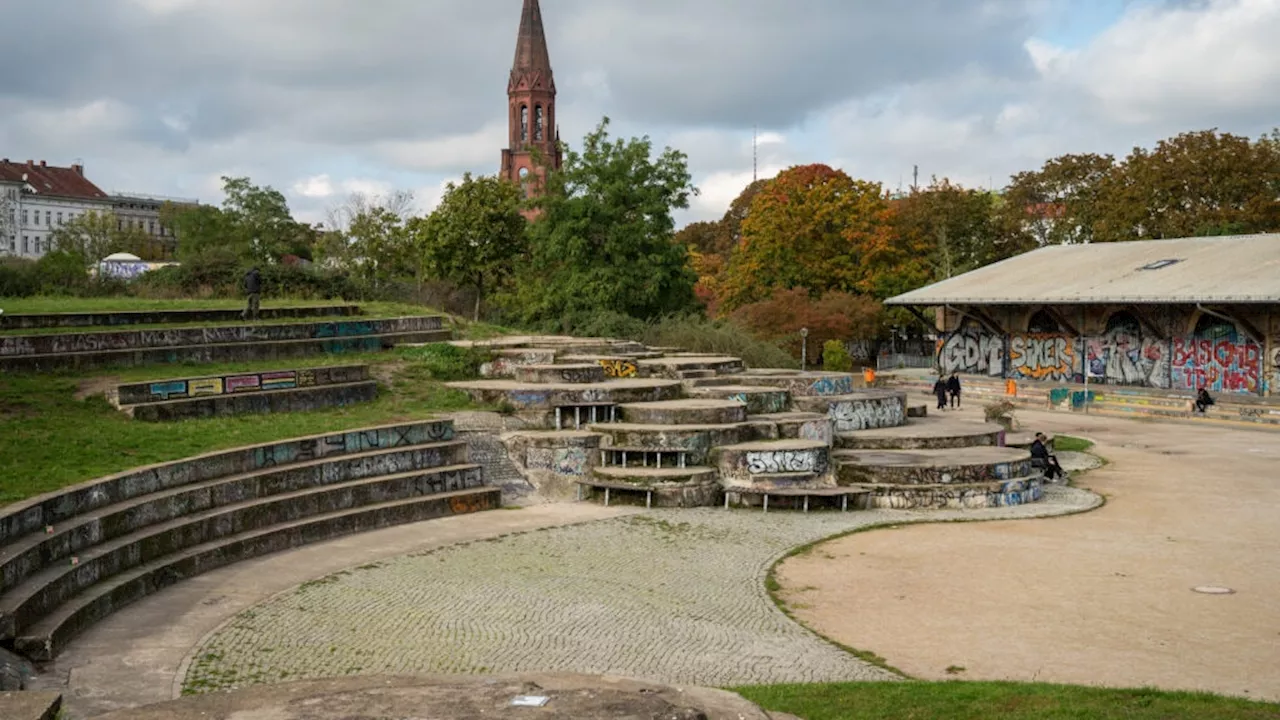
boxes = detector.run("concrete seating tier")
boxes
[514,363,606,384]
[558,355,646,378]
[0,316,449,373]
[637,355,746,379]
[744,412,833,444]
[0,420,498,662]
[730,370,862,397]
[792,390,910,431]
[832,446,1034,486]
[714,439,833,490]
[580,468,721,508]
[723,486,872,513]
[854,476,1044,510]
[835,416,1006,450]
[618,398,748,425]
[688,385,791,414]
[590,423,748,466]
[447,378,684,410]
[113,364,375,422]
[0,304,361,331]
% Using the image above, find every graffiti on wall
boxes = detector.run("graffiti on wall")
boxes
[1171,328,1262,394]
[1007,333,1078,382]
[829,397,904,431]
[938,329,1003,377]
[1083,316,1171,388]
[745,450,826,474]
[598,359,638,378]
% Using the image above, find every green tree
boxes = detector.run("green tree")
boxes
[720,164,894,311]
[997,153,1115,249]
[510,117,699,326]
[346,206,412,293]
[164,177,304,263]
[412,173,526,320]
[49,210,151,263]
[892,178,999,282]
[1093,129,1280,241]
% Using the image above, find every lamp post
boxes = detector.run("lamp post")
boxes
[800,327,809,369]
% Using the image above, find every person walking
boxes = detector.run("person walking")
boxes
[947,372,962,409]
[242,266,261,321]
[932,375,949,411]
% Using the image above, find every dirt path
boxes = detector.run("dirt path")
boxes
[776,407,1280,701]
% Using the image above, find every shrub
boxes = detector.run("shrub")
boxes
[0,258,41,297]
[822,340,854,372]
[397,344,494,381]
[640,315,796,369]
[728,287,884,360]
[983,400,1018,430]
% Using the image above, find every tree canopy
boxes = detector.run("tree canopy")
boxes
[507,117,699,328]
[49,211,152,263]
[412,173,526,320]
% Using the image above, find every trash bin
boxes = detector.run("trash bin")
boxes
[1006,378,1017,397]
[863,368,876,385]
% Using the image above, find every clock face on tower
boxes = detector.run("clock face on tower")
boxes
[518,167,530,179]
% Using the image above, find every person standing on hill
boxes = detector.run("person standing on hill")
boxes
[947,373,962,409]
[932,375,949,411]
[242,266,261,321]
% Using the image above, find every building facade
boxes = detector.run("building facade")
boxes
[887,235,1280,397]
[500,0,562,201]
[111,193,199,260]
[0,159,114,258]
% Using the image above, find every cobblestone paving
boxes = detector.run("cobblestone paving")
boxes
[184,485,1100,693]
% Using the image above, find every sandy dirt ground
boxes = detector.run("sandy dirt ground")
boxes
[776,406,1280,702]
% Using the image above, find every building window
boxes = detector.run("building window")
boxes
[45,211,51,225]
[23,236,29,254]
[520,105,528,142]
[56,211,63,225]
[149,220,156,235]
[534,105,544,140]
[30,211,37,225]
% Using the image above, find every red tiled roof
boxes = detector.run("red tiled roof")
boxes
[0,159,109,200]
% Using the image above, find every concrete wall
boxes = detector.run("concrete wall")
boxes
[935,304,1276,396]
[0,305,361,331]
[116,364,369,406]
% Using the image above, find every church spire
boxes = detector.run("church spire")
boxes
[509,0,554,91]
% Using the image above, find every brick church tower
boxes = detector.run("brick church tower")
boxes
[501,0,562,199]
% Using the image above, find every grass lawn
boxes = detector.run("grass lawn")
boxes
[1052,435,1095,453]
[0,348,485,505]
[733,681,1280,719]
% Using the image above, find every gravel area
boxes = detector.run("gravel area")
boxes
[184,485,1100,694]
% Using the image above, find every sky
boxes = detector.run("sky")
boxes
[1,0,1278,228]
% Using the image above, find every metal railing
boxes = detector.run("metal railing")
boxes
[876,353,936,371]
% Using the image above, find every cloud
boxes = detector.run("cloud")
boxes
[0,0,1276,229]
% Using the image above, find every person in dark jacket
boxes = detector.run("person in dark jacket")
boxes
[1194,387,1215,413]
[932,375,949,411]
[242,267,261,321]
[947,373,962,409]
[1030,432,1065,481]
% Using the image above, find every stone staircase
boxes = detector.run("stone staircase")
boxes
[0,420,499,663]
[0,315,451,373]
[883,371,1280,428]
[111,364,377,421]
[447,339,1045,513]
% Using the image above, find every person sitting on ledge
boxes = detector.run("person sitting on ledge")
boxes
[1194,387,1215,414]
[1030,432,1065,482]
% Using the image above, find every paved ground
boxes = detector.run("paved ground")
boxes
[776,406,1280,702]
[178,489,1097,699]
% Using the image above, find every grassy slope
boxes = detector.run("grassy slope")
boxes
[734,681,1280,719]
[0,349,480,505]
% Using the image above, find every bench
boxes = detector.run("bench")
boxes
[724,486,872,513]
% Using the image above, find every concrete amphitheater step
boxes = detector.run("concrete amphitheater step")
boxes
[732,371,862,397]
[12,487,500,662]
[113,364,370,406]
[688,385,791,415]
[835,417,1006,450]
[590,466,719,485]
[714,439,831,490]
[581,467,722,508]
[123,380,379,421]
[0,305,362,331]
[832,446,1033,485]
[0,329,452,372]
[0,464,483,641]
[590,422,747,450]
[852,475,1045,510]
[792,390,909,431]
[743,412,832,444]
[637,355,746,379]
[514,363,606,384]
[0,437,467,605]
[618,398,748,425]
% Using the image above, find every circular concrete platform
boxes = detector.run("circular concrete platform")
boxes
[93,673,788,720]
[833,446,1033,485]
[836,417,1006,450]
[618,398,749,425]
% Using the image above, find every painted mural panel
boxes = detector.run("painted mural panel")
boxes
[938,329,1003,377]
[1084,320,1171,389]
[1007,333,1079,382]
[1171,323,1262,395]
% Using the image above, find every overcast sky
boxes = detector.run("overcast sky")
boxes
[1,0,1277,227]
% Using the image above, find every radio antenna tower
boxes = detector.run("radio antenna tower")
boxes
[752,125,758,183]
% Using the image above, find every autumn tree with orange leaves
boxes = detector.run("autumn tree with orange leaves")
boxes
[719,164,898,312]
